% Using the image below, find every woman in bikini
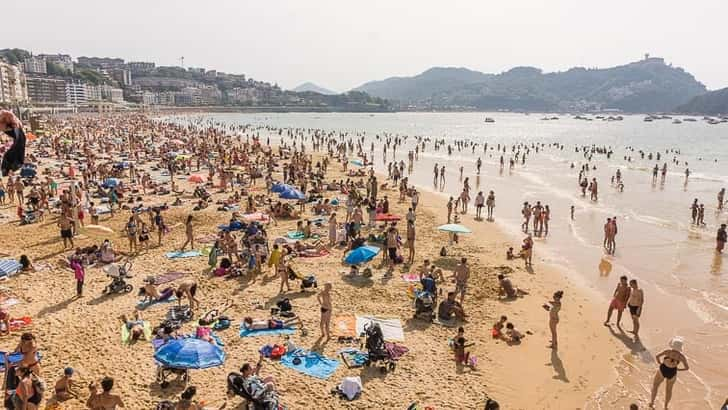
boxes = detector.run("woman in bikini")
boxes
[14,332,41,376]
[124,216,138,254]
[180,215,195,251]
[13,366,41,410]
[543,291,563,349]
[649,337,689,409]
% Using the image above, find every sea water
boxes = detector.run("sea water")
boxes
[167,112,727,408]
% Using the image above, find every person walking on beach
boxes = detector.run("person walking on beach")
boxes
[180,215,195,251]
[543,290,563,349]
[447,197,453,223]
[71,256,85,298]
[406,220,416,265]
[627,279,643,340]
[590,178,598,201]
[58,213,74,249]
[317,283,332,340]
[717,224,727,252]
[486,190,495,221]
[328,213,338,247]
[649,337,689,410]
[718,188,725,211]
[451,257,471,306]
[124,215,139,254]
[155,210,166,247]
[521,202,531,232]
[475,191,485,220]
[604,275,630,328]
[690,199,699,224]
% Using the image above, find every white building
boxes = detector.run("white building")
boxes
[0,61,28,104]
[65,80,87,107]
[100,85,124,103]
[85,84,102,101]
[22,56,47,74]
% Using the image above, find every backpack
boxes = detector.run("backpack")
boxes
[276,298,292,312]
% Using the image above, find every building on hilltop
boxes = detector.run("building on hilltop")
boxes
[0,61,28,105]
[77,56,125,70]
[38,54,74,73]
[22,56,47,74]
[128,61,155,74]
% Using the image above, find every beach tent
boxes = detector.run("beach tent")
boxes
[154,338,225,369]
[271,183,292,193]
[344,245,380,265]
[279,187,306,200]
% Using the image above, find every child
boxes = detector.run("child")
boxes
[506,247,514,260]
[505,322,524,343]
[54,367,75,401]
[492,316,507,338]
[453,327,474,367]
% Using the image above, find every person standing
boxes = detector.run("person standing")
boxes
[649,338,689,410]
[475,191,485,220]
[406,220,416,265]
[317,283,332,340]
[180,215,195,251]
[58,213,74,249]
[717,224,727,252]
[446,197,454,223]
[627,279,644,340]
[452,258,470,306]
[543,291,563,349]
[71,256,85,298]
[718,188,725,211]
[328,213,338,247]
[411,189,419,212]
[486,190,495,221]
[604,275,631,328]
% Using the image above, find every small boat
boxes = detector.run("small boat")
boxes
[484,117,495,123]
[550,116,559,120]
[672,119,682,124]
[683,118,697,122]
[644,117,653,122]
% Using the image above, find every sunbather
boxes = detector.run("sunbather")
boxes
[242,315,302,330]
[119,311,146,342]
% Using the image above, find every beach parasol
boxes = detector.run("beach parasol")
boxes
[344,245,381,265]
[279,187,305,200]
[271,183,291,193]
[375,213,401,222]
[188,174,206,183]
[153,338,225,369]
[437,224,472,234]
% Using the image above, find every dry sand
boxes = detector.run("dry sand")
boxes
[0,143,624,409]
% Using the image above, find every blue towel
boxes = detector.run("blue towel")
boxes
[280,348,340,379]
[239,323,296,337]
[0,351,42,372]
[286,231,304,240]
[165,250,202,259]
[0,259,22,277]
[136,296,177,309]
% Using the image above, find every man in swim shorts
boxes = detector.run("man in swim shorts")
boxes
[604,275,630,328]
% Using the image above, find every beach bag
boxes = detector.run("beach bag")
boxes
[337,376,362,400]
[276,298,292,312]
[213,316,231,331]
[270,344,286,360]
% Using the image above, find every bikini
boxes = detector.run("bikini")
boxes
[659,357,679,379]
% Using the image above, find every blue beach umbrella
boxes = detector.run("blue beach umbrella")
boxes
[279,187,306,200]
[437,224,472,234]
[344,245,381,265]
[271,183,291,193]
[103,178,120,188]
[154,338,225,369]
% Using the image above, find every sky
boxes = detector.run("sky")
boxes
[4,1,728,91]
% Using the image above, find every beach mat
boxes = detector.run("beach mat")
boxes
[239,323,296,338]
[136,296,177,310]
[299,249,330,258]
[153,271,186,285]
[165,250,203,259]
[120,321,152,344]
[332,314,357,338]
[0,260,22,278]
[356,316,405,341]
[8,317,32,332]
[280,348,339,379]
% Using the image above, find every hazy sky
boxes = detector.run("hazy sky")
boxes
[5,1,727,91]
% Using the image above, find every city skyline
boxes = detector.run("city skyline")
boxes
[5,0,727,91]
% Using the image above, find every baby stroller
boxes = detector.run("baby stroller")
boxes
[413,291,435,321]
[156,364,189,389]
[287,267,317,291]
[362,322,397,373]
[102,261,133,294]
[227,372,284,410]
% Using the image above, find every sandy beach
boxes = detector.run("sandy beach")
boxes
[0,112,683,410]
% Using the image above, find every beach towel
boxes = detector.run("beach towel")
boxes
[8,317,32,332]
[239,323,296,337]
[95,205,112,215]
[0,260,22,278]
[356,316,405,341]
[153,271,186,285]
[338,348,369,369]
[332,314,357,338]
[165,250,202,259]
[120,321,152,344]
[0,351,41,372]
[286,231,305,240]
[195,234,218,244]
[401,273,420,282]
[384,342,409,360]
[280,348,340,379]
[136,295,177,309]
[299,249,330,258]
